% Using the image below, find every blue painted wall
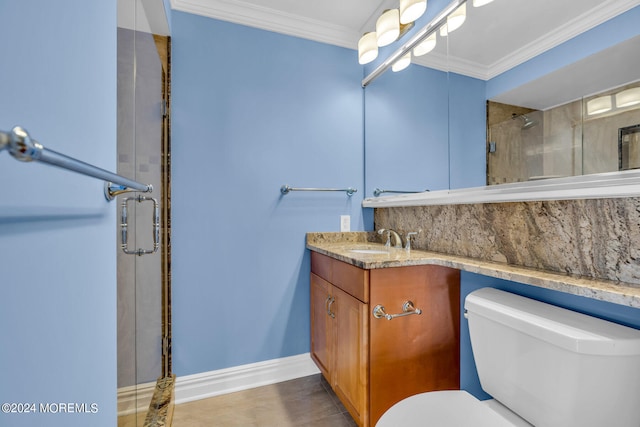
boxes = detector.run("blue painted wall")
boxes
[0,1,116,427]
[448,72,486,189]
[364,69,485,195]
[364,64,450,196]
[171,12,365,376]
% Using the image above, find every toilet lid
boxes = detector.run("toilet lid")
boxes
[376,390,529,427]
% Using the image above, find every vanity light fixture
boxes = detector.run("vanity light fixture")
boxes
[615,87,640,108]
[392,51,412,72]
[362,0,467,86]
[377,9,401,47]
[413,32,436,56]
[586,95,612,115]
[400,0,427,24]
[440,3,466,36]
[358,32,379,64]
[472,0,494,6]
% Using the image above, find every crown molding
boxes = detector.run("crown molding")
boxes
[413,52,490,80]
[170,0,360,49]
[413,0,639,80]
[484,0,640,80]
[170,0,638,80]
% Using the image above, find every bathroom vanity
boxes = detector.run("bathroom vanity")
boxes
[309,246,460,426]
[307,229,640,426]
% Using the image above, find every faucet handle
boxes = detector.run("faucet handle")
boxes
[404,230,421,252]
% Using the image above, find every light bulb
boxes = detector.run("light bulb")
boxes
[392,52,411,72]
[446,3,466,34]
[358,32,378,64]
[413,33,436,56]
[376,9,400,47]
[473,0,494,6]
[400,0,427,24]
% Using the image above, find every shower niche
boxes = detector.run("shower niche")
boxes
[487,81,640,185]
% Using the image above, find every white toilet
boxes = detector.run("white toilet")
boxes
[376,288,640,427]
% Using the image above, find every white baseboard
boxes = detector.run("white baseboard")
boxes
[174,353,320,405]
[117,380,156,416]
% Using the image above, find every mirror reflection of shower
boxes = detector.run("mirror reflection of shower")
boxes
[511,113,539,130]
[486,104,546,185]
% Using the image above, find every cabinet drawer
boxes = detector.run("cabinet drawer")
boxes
[311,252,369,303]
[310,251,333,283]
[332,259,368,303]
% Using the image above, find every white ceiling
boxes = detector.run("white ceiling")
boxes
[492,34,640,110]
[170,0,640,80]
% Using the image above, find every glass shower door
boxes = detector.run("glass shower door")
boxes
[117,0,171,425]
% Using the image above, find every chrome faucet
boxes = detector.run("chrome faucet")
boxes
[378,228,403,248]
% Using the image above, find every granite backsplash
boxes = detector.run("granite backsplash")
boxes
[374,198,640,286]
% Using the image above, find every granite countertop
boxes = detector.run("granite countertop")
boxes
[306,232,640,309]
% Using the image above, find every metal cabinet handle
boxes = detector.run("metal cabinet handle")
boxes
[327,296,336,318]
[373,301,422,320]
[121,195,159,256]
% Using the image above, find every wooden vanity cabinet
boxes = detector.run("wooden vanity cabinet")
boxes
[311,269,369,425]
[310,252,460,427]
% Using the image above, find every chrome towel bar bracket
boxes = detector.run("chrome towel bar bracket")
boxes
[104,182,154,201]
[373,301,422,320]
[280,185,357,196]
[1,126,152,201]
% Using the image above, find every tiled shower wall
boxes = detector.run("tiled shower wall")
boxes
[374,197,640,286]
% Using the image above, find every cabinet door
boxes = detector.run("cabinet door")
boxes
[333,285,369,427]
[369,265,460,425]
[310,273,333,381]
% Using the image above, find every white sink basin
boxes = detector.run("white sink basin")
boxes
[348,248,389,255]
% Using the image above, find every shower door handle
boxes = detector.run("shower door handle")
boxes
[121,195,159,256]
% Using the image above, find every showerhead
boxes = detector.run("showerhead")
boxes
[522,115,538,129]
[511,113,538,130]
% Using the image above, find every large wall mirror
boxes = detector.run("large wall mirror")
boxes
[363,0,640,204]
[487,35,640,184]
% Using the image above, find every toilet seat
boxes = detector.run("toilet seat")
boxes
[375,390,532,427]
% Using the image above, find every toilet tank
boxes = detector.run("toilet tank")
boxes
[465,288,640,427]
